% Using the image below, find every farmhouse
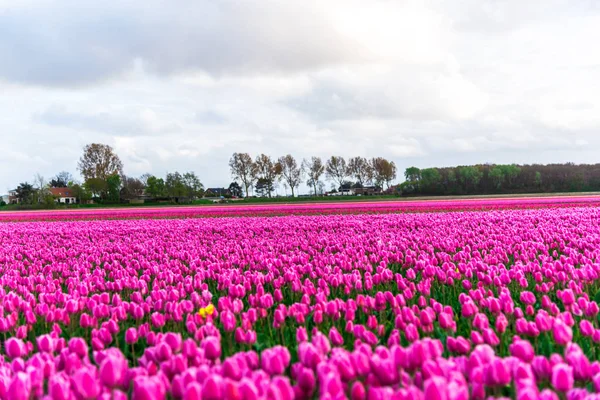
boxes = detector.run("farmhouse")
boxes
[204,187,230,197]
[7,190,19,204]
[49,187,77,204]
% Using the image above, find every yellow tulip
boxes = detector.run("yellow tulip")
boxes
[198,304,215,318]
[206,304,215,315]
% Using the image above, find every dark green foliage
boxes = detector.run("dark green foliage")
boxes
[403,162,600,196]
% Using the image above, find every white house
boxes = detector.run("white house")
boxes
[49,187,77,204]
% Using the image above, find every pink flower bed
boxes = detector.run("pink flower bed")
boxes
[1,195,600,221]
[0,206,600,398]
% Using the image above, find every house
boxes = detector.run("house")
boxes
[354,185,381,196]
[49,187,77,204]
[334,182,355,196]
[204,188,230,197]
[383,185,402,195]
[8,190,19,204]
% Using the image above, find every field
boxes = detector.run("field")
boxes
[1,198,600,398]
[1,194,600,221]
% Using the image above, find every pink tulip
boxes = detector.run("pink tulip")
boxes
[48,374,71,400]
[552,320,573,346]
[7,372,30,400]
[202,336,221,360]
[579,320,594,337]
[5,338,25,359]
[184,382,202,400]
[126,328,139,345]
[551,363,574,392]
[99,355,127,388]
[72,368,101,399]
[350,381,366,400]
[510,339,535,363]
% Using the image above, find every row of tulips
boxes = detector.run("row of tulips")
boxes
[1,207,600,397]
[1,195,599,221]
[0,328,598,399]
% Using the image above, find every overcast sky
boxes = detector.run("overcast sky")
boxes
[1,0,599,193]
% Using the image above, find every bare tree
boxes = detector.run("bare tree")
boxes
[229,153,256,198]
[348,157,373,186]
[303,157,325,197]
[78,143,124,181]
[50,171,74,187]
[121,176,146,200]
[371,157,397,189]
[254,154,281,198]
[33,173,50,203]
[278,154,303,197]
[139,173,152,187]
[325,156,348,193]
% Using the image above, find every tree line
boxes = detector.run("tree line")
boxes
[229,153,397,197]
[400,163,600,196]
[7,144,207,206]
[5,142,600,207]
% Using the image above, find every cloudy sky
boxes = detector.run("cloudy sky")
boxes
[1,0,599,193]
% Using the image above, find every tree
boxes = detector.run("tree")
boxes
[15,182,35,204]
[229,153,256,198]
[146,176,166,199]
[78,143,124,182]
[420,168,441,193]
[303,157,325,197]
[69,183,91,204]
[489,165,505,190]
[228,182,243,198]
[534,171,543,190]
[255,178,276,198]
[501,164,521,188]
[348,157,373,186]
[458,166,483,192]
[404,167,421,183]
[84,178,108,199]
[371,158,397,189]
[165,172,187,201]
[403,167,422,193]
[278,155,303,197]
[50,171,74,188]
[325,156,348,193]
[446,169,457,185]
[106,174,122,203]
[33,173,51,204]
[182,172,204,200]
[121,176,146,201]
[139,173,152,187]
[254,154,281,198]
[316,181,326,196]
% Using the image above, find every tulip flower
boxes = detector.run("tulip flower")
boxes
[551,363,574,392]
[552,320,573,346]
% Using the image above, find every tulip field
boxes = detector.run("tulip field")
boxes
[1,195,600,222]
[3,201,600,399]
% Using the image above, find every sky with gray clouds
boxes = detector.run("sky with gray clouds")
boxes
[1,0,599,193]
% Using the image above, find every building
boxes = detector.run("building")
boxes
[354,186,381,196]
[49,187,77,204]
[204,188,230,197]
[8,190,19,204]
